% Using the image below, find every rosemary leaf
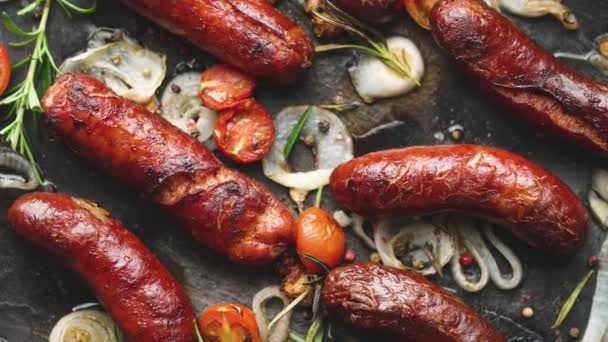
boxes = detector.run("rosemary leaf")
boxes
[17,0,44,16]
[284,106,312,159]
[314,185,323,208]
[268,287,312,331]
[289,331,307,342]
[57,0,97,14]
[298,252,330,275]
[551,270,595,329]
[1,12,40,37]
[193,319,204,342]
[305,318,323,342]
[10,37,36,47]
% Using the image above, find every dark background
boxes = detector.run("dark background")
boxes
[1,0,608,340]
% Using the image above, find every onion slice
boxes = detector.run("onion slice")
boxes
[262,106,353,191]
[493,0,579,30]
[60,31,166,106]
[160,72,218,147]
[49,309,123,342]
[252,286,292,342]
[480,223,523,290]
[581,236,608,342]
[589,191,608,230]
[348,36,424,104]
[448,219,490,293]
[352,214,376,250]
[374,218,453,276]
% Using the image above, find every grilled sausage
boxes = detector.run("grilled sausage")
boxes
[329,145,589,255]
[121,0,314,83]
[8,192,197,342]
[323,262,506,342]
[430,0,608,156]
[42,74,295,266]
[332,0,403,24]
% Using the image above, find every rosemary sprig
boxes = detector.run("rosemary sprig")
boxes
[193,319,205,342]
[551,269,595,329]
[284,106,313,159]
[0,0,96,184]
[312,0,420,86]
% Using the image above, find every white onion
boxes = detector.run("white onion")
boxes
[60,33,166,106]
[49,309,123,342]
[262,106,353,191]
[448,219,490,293]
[582,236,608,342]
[592,169,608,201]
[0,145,38,191]
[352,214,376,250]
[589,191,608,230]
[373,218,454,276]
[160,72,218,147]
[252,286,292,342]
[348,36,424,104]
[485,0,578,29]
[332,210,352,227]
[480,223,523,290]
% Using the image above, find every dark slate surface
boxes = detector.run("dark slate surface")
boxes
[1,0,608,340]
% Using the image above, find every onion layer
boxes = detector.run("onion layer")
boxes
[252,286,292,342]
[49,309,122,342]
[262,106,353,191]
[581,236,608,342]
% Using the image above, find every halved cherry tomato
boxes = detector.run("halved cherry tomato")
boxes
[213,99,275,164]
[296,207,346,274]
[404,0,438,30]
[199,64,256,110]
[0,44,11,97]
[198,303,261,342]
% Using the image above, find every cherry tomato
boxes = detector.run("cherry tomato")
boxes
[198,303,261,342]
[0,44,11,97]
[199,64,256,110]
[403,0,438,30]
[213,100,275,164]
[296,207,346,274]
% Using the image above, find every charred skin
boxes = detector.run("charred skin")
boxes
[430,0,608,156]
[329,145,589,255]
[121,0,314,83]
[323,263,506,342]
[8,192,197,342]
[332,0,403,24]
[42,74,295,265]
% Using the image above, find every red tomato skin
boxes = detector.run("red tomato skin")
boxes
[198,303,261,342]
[213,100,275,164]
[296,207,346,274]
[199,64,256,110]
[0,44,11,97]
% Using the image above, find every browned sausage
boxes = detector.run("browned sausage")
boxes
[329,145,589,255]
[121,0,314,83]
[323,262,506,342]
[42,74,295,265]
[8,192,197,342]
[332,0,403,24]
[430,0,608,156]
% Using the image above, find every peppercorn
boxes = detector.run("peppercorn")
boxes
[588,255,599,268]
[522,306,534,319]
[111,55,121,65]
[318,120,330,133]
[450,129,462,141]
[568,327,580,338]
[171,84,182,94]
[303,135,315,147]
[412,257,426,270]
[459,252,474,267]
[344,250,356,262]
[370,252,381,263]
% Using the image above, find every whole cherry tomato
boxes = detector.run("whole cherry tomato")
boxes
[404,0,438,30]
[213,99,275,164]
[296,207,346,274]
[198,303,261,342]
[199,64,256,110]
[0,44,11,96]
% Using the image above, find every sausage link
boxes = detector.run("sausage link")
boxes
[329,145,589,255]
[121,0,314,83]
[323,262,506,342]
[42,74,295,265]
[430,0,608,156]
[8,192,197,342]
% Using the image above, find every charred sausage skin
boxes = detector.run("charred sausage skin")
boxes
[329,145,588,255]
[121,0,314,83]
[323,263,506,342]
[42,74,295,265]
[430,0,608,156]
[8,192,197,342]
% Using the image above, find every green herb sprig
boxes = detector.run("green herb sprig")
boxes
[312,0,420,85]
[283,106,313,159]
[551,269,595,329]
[0,0,96,183]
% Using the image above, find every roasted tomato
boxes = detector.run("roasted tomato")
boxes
[296,207,346,274]
[199,64,256,110]
[198,303,261,342]
[404,0,438,30]
[213,99,275,164]
[0,44,11,96]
